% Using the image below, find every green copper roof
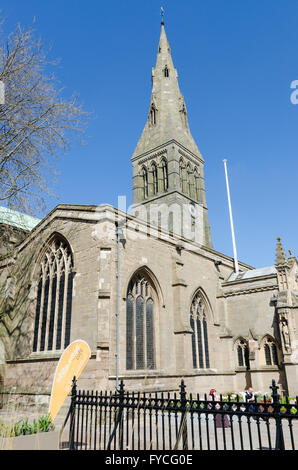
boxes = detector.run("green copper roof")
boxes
[0,206,40,231]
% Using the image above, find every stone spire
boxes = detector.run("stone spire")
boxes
[132,22,202,159]
[131,21,213,248]
[275,237,288,266]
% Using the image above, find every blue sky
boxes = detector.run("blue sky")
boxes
[2,0,298,268]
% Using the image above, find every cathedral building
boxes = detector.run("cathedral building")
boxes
[0,22,297,413]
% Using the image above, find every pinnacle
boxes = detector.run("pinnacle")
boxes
[275,237,287,266]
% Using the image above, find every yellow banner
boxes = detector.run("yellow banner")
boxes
[49,339,91,421]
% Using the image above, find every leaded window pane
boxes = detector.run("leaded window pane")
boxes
[203,317,210,368]
[262,338,279,366]
[190,292,211,369]
[190,315,197,369]
[126,273,156,371]
[40,276,49,351]
[237,345,244,366]
[56,272,65,351]
[271,343,278,365]
[146,298,155,369]
[244,345,250,369]
[33,278,42,352]
[136,296,144,369]
[236,340,250,369]
[196,318,204,368]
[64,271,73,349]
[47,274,57,351]
[265,344,271,365]
[33,238,73,353]
[126,294,134,370]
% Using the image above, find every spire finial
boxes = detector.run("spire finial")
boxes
[275,237,287,266]
[160,6,165,25]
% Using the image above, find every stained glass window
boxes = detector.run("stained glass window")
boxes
[190,292,210,369]
[126,272,156,370]
[33,238,73,353]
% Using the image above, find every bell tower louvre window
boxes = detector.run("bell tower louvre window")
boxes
[161,158,168,191]
[152,162,158,195]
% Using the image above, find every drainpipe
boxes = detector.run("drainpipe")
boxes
[115,223,126,392]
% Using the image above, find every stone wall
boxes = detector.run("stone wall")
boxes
[0,204,296,418]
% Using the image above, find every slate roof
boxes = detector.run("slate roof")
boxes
[227,266,277,282]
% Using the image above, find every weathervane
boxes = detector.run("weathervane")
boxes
[161,6,165,24]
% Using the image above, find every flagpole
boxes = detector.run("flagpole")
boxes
[223,159,239,274]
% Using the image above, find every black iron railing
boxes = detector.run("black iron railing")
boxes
[64,378,298,451]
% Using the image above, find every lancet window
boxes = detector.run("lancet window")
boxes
[263,337,279,366]
[161,158,168,191]
[190,292,210,369]
[235,339,250,369]
[194,167,200,201]
[152,162,158,195]
[141,167,149,199]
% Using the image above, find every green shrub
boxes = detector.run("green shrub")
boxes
[0,414,54,437]
[36,413,54,433]
[221,393,243,402]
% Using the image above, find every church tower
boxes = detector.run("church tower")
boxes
[131,20,212,248]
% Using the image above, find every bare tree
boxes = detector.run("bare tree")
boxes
[0,19,89,216]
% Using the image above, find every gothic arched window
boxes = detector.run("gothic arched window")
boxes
[193,167,200,201]
[126,272,156,370]
[179,159,184,192]
[141,167,148,199]
[161,158,168,191]
[164,65,169,78]
[235,339,250,369]
[33,237,74,353]
[190,292,210,369]
[186,164,192,197]
[152,162,158,195]
[262,337,279,366]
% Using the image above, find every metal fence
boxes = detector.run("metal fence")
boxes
[64,378,298,451]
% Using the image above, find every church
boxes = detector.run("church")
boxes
[0,21,297,414]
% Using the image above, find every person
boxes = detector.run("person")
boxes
[208,388,230,428]
[245,387,255,406]
[245,387,259,420]
[246,387,270,422]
